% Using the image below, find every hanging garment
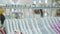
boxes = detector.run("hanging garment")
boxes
[0,14,5,25]
[0,9,5,25]
[51,23,60,34]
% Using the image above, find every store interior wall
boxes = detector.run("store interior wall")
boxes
[0,0,52,5]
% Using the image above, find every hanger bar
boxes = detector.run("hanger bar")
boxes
[0,4,60,9]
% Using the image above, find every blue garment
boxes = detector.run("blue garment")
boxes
[29,14,33,18]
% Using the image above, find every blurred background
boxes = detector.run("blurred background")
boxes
[0,0,60,34]
[0,0,60,19]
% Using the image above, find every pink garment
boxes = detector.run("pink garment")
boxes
[51,23,60,34]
